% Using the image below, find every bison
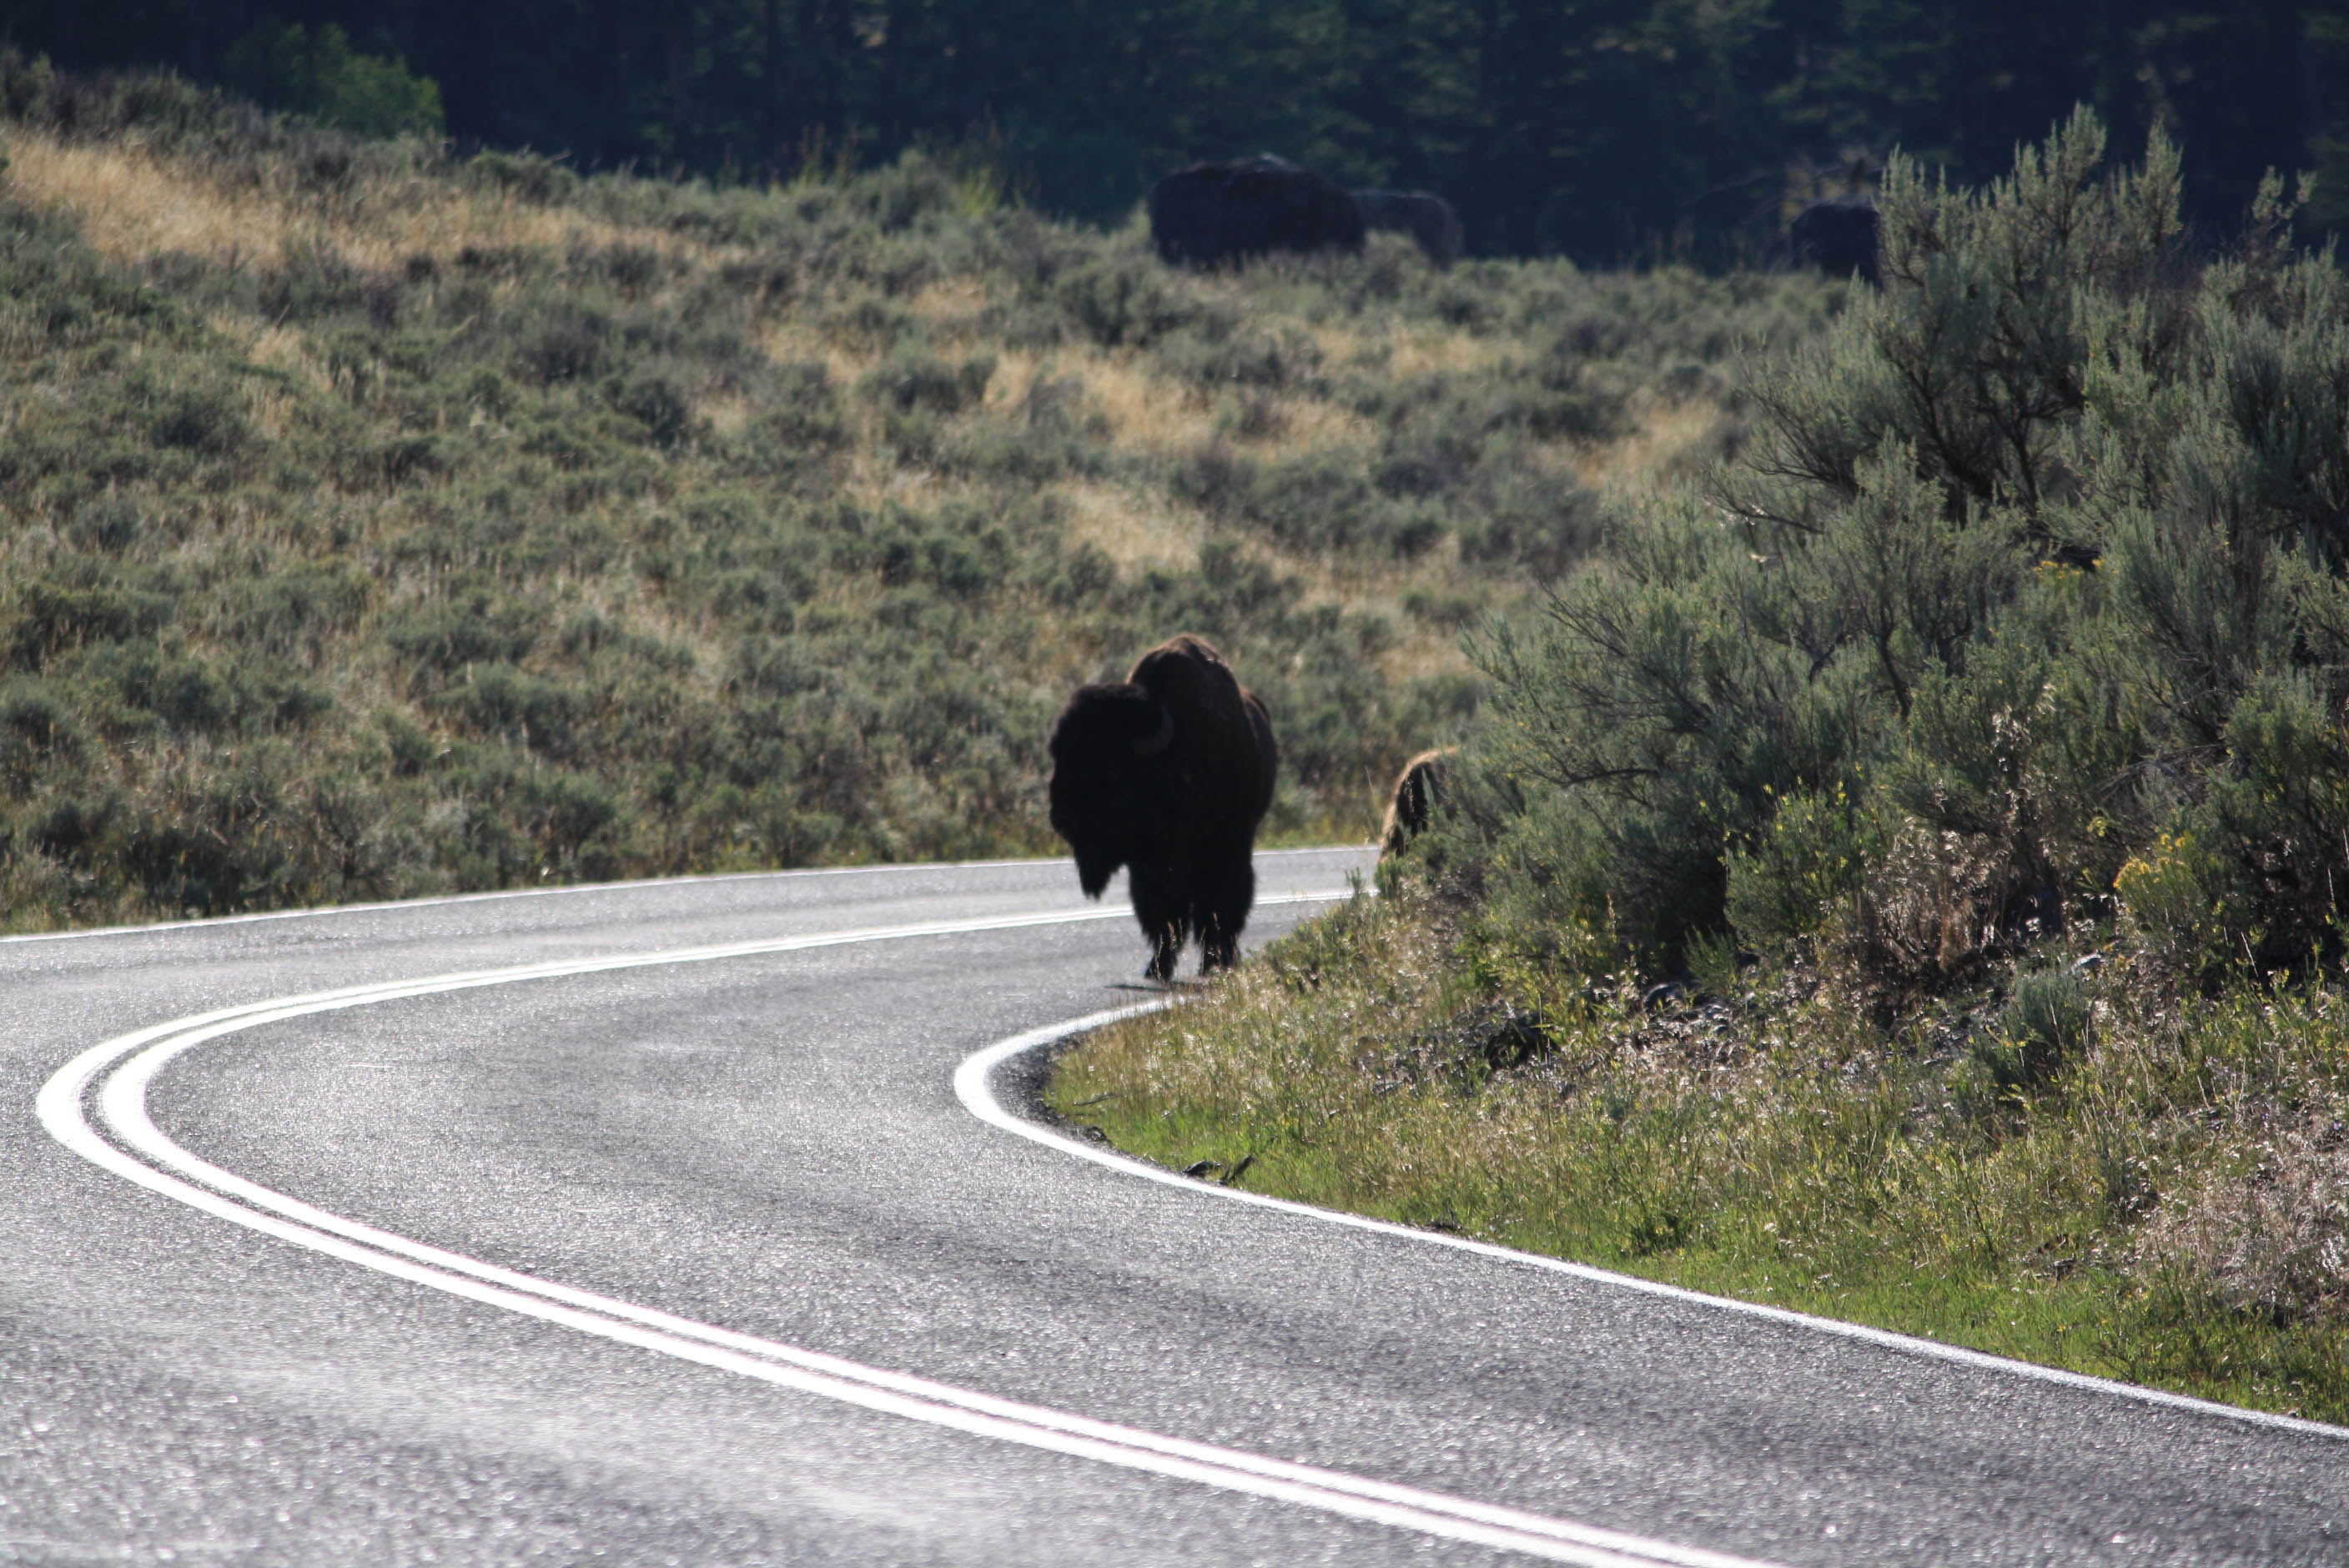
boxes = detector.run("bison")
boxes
[1379,747,1456,858]
[1352,189,1463,267]
[1148,154,1365,269]
[1790,199,1880,286]
[1048,634,1278,981]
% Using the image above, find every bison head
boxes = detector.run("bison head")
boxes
[1047,681,1179,898]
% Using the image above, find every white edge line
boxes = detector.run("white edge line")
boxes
[33,889,1786,1568]
[955,999,2349,1445]
[0,846,1373,947]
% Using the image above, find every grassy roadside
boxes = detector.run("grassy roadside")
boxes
[1047,891,2349,1425]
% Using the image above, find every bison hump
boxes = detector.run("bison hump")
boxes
[1126,633,1275,827]
[1147,157,1365,268]
[1128,633,1240,721]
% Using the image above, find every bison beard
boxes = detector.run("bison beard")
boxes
[1047,634,1279,981]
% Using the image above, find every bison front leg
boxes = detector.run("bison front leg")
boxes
[1129,868,1188,983]
[1195,853,1255,973]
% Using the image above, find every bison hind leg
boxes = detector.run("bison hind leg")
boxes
[1195,855,1256,972]
[1144,935,1183,983]
[1130,870,1188,983]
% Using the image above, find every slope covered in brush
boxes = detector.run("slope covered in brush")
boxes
[0,61,1834,929]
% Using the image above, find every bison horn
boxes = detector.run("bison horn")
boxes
[1131,703,1176,758]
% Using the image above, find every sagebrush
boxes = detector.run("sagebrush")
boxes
[0,58,1835,929]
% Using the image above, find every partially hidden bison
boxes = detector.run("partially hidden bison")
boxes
[1148,154,1365,269]
[1352,189,1464,267]
[1790,199,1881,285]
[1379,747,1456,858]
[1048,634,1279,981]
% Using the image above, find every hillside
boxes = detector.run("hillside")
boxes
[0,62,1839,930]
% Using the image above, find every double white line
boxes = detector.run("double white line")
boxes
[38,897,1777,1568]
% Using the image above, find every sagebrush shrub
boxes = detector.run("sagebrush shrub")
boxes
[1462,109,2349,988]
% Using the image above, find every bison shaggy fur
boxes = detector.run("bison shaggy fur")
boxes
[1379,747,1456,858]
[1790,199,1880,285]
[1048,634,1278,980]
[1148,154,1366,269]
[1352,189,1464,267]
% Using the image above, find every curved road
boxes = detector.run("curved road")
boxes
[3,852,2345,1565]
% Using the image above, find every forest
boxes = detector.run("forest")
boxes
[6,0,2346,261]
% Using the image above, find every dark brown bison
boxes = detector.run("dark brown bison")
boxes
[1379,747,1456,858]
[1048,634,1279,980]
[1148,154,1365,269]
[1790,199,1880,285]
[1352,189,1463,267]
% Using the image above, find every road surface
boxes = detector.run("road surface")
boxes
[4,850,2344,1565]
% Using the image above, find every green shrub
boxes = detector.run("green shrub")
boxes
[1463,109,2349,988]
[1056,249,1201,348]
[221,21,445,140]
[859,346,996,415]
[1974,962,2094,1098]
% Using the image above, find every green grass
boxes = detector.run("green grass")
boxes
[1049,892,2349,1425]
[0,58,1843,931]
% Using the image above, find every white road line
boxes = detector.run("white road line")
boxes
[34,893,1768,1568]
[0,845,1370,946]
[958,1013,2349,1445]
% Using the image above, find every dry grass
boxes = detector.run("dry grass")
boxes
[1256,390,1376,450]
[755,319,869,388]
[9,135,292,264]
[1386,332,1516,379]
[1574,396,1731,490]
[1054,348,1218,455]
[5,128,676,273]
[841,452,958,515]
[905,276,991,324]
[1060,477,1203,574]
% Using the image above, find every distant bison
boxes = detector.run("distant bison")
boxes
[1148,154,1365,269]
[1352,189,1463,267]
[1790,199,1880,285]
[1048,634,1280,980]
[1379,747,1456,858]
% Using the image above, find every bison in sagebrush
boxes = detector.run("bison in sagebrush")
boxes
[1048,634,1278,980]
[1352,189,1463,267]
[1791,199,1880,285]
[1379,747,1456,858]
[1148,154,1366,269]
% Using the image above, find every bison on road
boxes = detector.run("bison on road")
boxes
[1379,747,1456,858]
[1352,189,1463,267]
[1048,634,1279,980]
[1148,154,1365,269]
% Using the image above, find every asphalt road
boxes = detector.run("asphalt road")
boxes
[5,851,2346,1566]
